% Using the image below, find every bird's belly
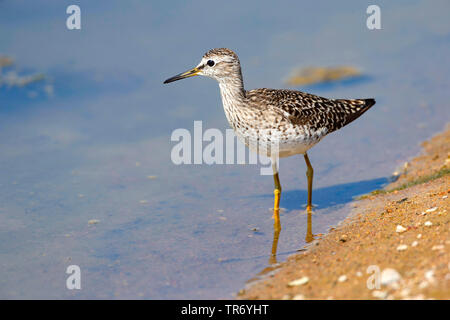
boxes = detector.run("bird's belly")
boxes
[233,125,327,158]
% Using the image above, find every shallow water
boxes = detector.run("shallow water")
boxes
[0,1,449,299]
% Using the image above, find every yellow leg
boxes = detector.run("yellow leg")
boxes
[303,153,314,212]
[272,161,282,228]
[271,162,282,264]
[273,173,281,210]
[305,210,314,243]
[273,173,281,211]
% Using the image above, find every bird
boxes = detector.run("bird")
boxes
[163,48,375,231]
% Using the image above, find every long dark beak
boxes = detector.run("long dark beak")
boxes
[163,67,200,84]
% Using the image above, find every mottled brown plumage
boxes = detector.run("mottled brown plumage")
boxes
[246,88,375,134]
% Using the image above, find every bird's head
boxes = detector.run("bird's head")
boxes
[163,48,241,84]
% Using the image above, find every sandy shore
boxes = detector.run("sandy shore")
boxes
[238,126,449,300]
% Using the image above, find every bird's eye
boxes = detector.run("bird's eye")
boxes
[207,60,215,67]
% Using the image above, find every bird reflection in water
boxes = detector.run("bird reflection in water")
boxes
[269,209,316,265]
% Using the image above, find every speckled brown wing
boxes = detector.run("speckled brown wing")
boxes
[246,88,375,134]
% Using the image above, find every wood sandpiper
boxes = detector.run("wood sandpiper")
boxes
[164,48,375,232]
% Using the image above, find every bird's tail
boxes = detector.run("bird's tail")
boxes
[334,98,376,129]
[361,98,376,110]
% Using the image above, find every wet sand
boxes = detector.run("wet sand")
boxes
[238,126,449,300]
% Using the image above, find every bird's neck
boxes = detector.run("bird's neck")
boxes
[217,73,246,125]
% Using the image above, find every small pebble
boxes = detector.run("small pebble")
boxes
[338,275,347,282]
[424,221,433,227]
[431,245,444,251]
[288,276,309,287]
[381,268,402,286]
[397,244,408,251]
[88,219,100,225]
[356,271,363,277]
[417,234,422,239]
[396,225,407,233]
[425,207,438,213]
[411,241,418,247]
[424,270,435,282]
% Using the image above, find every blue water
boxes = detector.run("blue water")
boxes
[0,0,449,299]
